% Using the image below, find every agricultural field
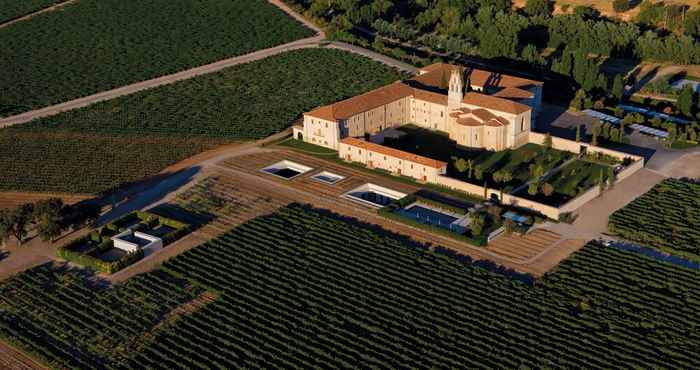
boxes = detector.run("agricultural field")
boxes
[0,0,314,117]
[0,0,62,23]
[19,49,403,139]
[1,204,697,368]
[3,49,402,194]
[0,131,226,194]
[609,178,700,261]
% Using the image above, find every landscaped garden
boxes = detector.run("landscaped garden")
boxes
[2,48,403,194]
[57,211,190,274]
[384,125,574,192]
[379,191,512,246]
[0,204,698,368]
[0,0,314,116]
[514,158,613,206]
[608,178,700,262]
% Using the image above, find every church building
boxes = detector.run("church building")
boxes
[294,63,543,152]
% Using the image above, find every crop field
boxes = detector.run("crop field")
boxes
[0,0,61,23]
[1,204,697,368]
[0,0,314,117]
[3,49,401,194]
[0,266,203,367]
[0,131,226,194]
[609,178,700,261]
[19,49,403,139]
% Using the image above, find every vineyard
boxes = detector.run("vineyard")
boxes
[0,0,62,23]
[608,178,700,261]
[0,0,313,116]
[0,131,227,194]
[0,265,203,368]
[19,48,403,139]
[1,204,697,368]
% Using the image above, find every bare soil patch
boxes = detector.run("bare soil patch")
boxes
[0,191,90,210]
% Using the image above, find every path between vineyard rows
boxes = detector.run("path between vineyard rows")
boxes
[0,0,415,128]
[0,0,78,31]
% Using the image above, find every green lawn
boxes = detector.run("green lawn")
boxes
[549,160,610,197]
[0,205,698,368]
[0,0,61,23]
[0,0,314,117]
[384,125,573,190]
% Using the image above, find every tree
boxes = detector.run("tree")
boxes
[524,0,552,17]
[454,158,468,173]
[598,170,606,191]
[612,74,624,102]
[0,210,12,247]
[570,89,586,111]
[474,165,484,181]
[470,213,486,236]
[677,84,694,117]
[613,0,630,13]
[575,124,582,142]
[528,181,539,196]
[607,166,615,189]
[592,122,602,146]
[493,170,512,201]
[9,204,33,246]
[543,132,553,149]
[34,198,65,242]
[542,182,554,197]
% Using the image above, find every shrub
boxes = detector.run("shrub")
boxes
[613,0,630,13]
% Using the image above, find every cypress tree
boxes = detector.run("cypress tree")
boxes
[612,74,624,101]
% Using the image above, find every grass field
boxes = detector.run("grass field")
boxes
[0,0,314,117]
[609,178,700,261]
[0,0,61,23]
[1,204,698,368]
[2,49,402,194]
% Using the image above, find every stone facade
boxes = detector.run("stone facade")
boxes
[301,63,542,152]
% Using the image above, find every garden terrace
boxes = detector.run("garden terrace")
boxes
[57,211,191,274]
[608,179,700,262]
[1,206,697,368]
[383,125,574,191]
[0,0,314,116]
[514,159,613,207]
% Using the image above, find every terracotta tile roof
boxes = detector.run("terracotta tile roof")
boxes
[415,63,542,90]
[462,92,531,115]
[471,108,497,121]
[305,82,413,121]
[456,117,484,127]
[412,89,448,105]
[492,87,535,99]
[340,137,446,169]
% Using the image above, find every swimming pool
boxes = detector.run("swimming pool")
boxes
[401,204,458,228]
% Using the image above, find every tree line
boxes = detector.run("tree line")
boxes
[0,199,100,246]
[291,0,700,65]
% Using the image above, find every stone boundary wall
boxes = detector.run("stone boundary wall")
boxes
[528,132,645,164]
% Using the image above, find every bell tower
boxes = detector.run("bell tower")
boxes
[448,68,463,111]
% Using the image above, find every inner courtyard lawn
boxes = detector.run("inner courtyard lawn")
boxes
[384,125,573,191]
